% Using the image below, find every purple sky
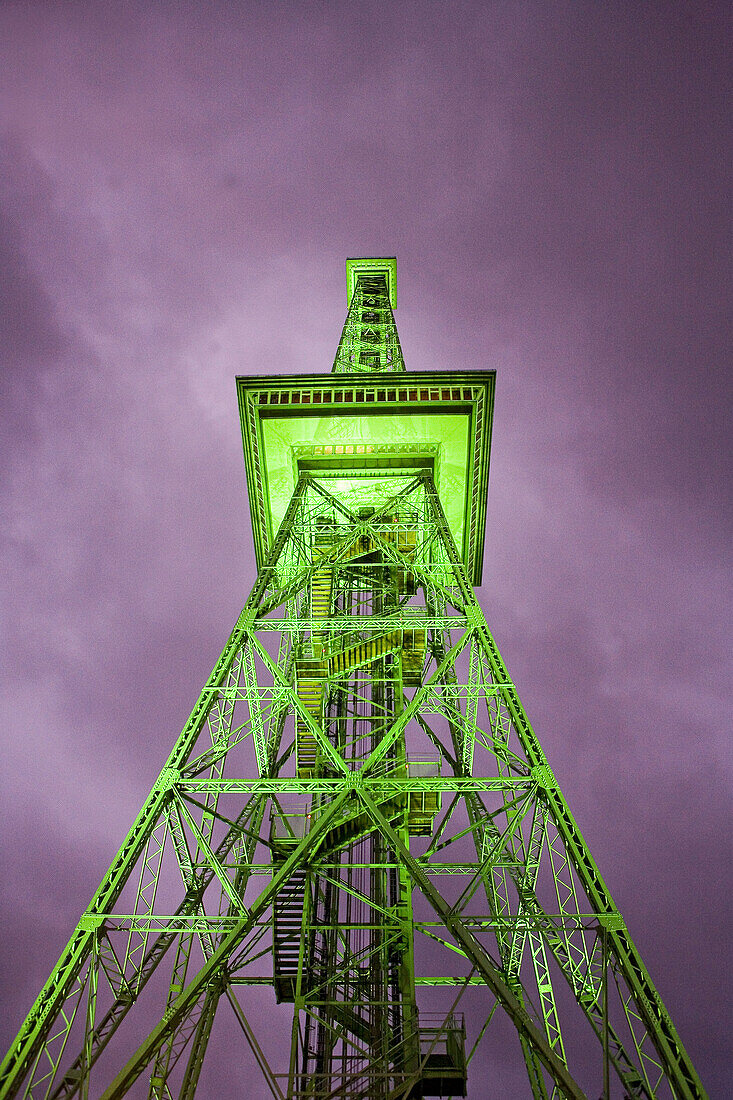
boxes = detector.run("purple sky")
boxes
[1,1,730,1094]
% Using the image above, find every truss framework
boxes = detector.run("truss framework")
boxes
[0,474,705,1099]
[333,265,405,374]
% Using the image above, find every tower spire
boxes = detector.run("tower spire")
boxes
[332,256,405,372]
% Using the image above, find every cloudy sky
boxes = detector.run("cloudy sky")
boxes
[0,1,730,1094]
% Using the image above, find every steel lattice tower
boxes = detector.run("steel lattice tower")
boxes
[1,258,705,1099]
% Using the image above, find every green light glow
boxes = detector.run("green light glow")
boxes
[261,412,470,553]
[346,256,397,307]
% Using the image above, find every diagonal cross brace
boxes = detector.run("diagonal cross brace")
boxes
[97,792,350,1098]
[358,789,587,1100]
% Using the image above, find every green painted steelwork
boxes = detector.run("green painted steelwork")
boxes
[0,258,706,1100]
[236,370,494,585]
[346,258,398,309]
[336,259,402,373]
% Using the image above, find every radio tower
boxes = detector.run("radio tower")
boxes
[1,259,705,1099]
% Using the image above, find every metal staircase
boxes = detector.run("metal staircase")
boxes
[273,866,308,1003]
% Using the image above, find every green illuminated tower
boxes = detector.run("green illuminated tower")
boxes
[1,259,706,1099]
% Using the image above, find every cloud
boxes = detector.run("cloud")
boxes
[0,2,729,1092]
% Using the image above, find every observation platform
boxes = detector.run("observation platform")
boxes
[237,376,494,585]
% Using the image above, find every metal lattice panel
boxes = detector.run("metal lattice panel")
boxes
[333,260,404,374]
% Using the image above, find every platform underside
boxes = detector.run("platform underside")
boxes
[237,371,495,585]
